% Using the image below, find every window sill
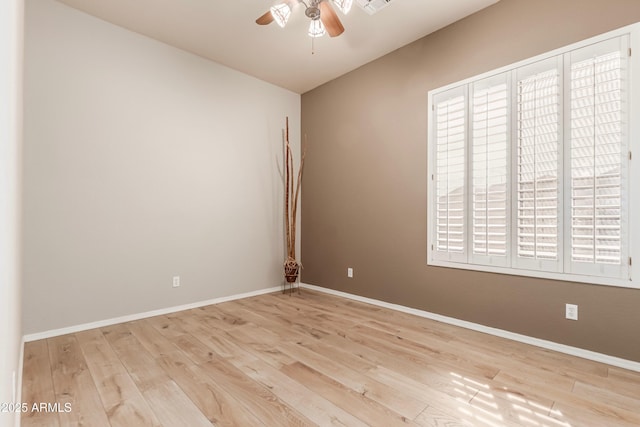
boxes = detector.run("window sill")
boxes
[427,258,636,289]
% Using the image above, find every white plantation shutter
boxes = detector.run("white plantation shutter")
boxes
[514,58,563,272]
[565,37,628,278]
[433,87,467,262]
[470,74,510,266]
[428,25,637,288]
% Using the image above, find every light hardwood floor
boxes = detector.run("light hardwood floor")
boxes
[21,289,640,427]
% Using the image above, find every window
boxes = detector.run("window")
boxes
[428,26,638,288]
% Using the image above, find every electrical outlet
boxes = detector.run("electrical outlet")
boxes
[173,276,180,288]
[347,268,353,278]
[565,303,578,320]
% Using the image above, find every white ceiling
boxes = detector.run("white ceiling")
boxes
[55,0,499,94]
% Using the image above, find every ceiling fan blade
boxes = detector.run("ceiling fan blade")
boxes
[256,10,274,25]
[319,1,344,37]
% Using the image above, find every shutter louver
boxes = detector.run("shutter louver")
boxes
[568,40,627,278]
[471,78,509,263]
[435,92,466,259]
[516,67,561,266]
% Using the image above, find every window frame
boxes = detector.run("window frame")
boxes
[427,23,640,289]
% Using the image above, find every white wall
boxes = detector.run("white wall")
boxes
[23,0,300,335]
[0,0,23,425]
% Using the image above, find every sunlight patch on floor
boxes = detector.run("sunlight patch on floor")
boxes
[450,372,573,427]
[456,405,508,427]
[451,372,506,427]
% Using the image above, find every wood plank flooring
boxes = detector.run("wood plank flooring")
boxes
[21,289,640,426]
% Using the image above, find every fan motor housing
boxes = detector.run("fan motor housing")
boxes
[305,5,320,19]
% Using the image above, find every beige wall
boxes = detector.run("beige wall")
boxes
[301,0,640,362]
[23,0,300,335]
[0,0,23,424]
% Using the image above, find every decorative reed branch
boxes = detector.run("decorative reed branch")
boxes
[283,117,306,265]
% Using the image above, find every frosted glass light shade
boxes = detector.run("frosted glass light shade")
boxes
[270,3,291,28]
[308,18,326,37]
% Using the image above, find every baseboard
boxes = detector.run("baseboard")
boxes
[22,286,281,342]
[300,283,640,373]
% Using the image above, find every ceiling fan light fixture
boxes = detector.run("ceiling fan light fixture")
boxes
[308,18,326,38]
[333,0,353,14]
[270,3,291,28]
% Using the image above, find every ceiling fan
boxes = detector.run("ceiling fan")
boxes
[256,0,353,38]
